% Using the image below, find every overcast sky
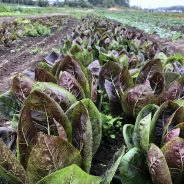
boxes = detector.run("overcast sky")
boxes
[130,0,184,8]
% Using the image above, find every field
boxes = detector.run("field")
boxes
[1,4,184,184]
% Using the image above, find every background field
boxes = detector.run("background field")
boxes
[1,3,184,40]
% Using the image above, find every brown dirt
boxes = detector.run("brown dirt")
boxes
[0,15,78,94]
[0,13,67,24]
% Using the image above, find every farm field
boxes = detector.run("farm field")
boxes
[103,9,184,40]
[1,4,184,184]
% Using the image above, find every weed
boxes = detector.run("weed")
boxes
[24,23,51,37]
[102,114,123,139]
[30,46,43,55]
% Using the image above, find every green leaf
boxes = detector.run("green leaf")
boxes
[11,114,20,129]
[18,90,72,169]
[154,52,168,64]
[66,101,92,173]
[134,113,152,152]
[99,52,112,62]
[147,144,172,184]
[0,90,21,120]
[36,61,52,71]
[0,166,22,184]
[32,82,77,111]
[120,147,151,184]
[164,72,180,88]
[73,99,102,155]
[27,133,82,184]
[101,146,125,184]
[174,100,184,106]
[73,48,93,67]
[0,139,28,183]
[119,54,129,67]
[123,124,135,150]
[36,164,102,184]
[133,104,158,152]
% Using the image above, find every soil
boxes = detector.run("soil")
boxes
[0,15,78,94]
[0,13,67,24]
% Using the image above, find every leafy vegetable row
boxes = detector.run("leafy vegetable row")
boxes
[1,16,184,183]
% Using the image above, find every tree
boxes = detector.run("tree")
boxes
[102,0,115,8]
[88,0,103,6]
[37,0,49,7]
[114,0,129,7]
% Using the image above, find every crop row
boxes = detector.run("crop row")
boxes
[0,16,69,46]
[0,16,184,183]
[102,10,184,40]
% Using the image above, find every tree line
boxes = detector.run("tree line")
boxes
[1,0,129,8]
[1,0,48,7]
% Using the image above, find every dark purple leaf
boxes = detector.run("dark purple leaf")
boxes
[58,71,85,100]
[147,144,172,184]
[35,67,57,83]
[149,72,165,95]
[136,59,163,84]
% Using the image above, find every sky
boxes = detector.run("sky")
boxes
[130,0,184,8]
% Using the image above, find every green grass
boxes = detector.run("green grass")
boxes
[23,22,51,37]
[0,3,94,18]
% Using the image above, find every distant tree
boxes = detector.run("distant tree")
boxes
[27,0,35,6]
[89,0,129,7]
[114,0,129,7]
[1,0,36,6]
[37,0,49,7]
[102,0,115,8]
[88,0,103,6]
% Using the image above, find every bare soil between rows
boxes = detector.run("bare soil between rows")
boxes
[0,15,78,94]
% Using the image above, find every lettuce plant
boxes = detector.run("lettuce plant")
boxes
[121,102,184,184]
